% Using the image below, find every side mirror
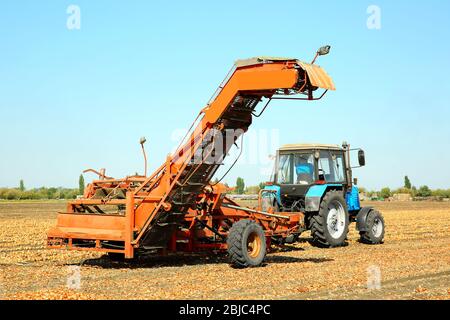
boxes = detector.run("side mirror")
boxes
[358,150,366,166]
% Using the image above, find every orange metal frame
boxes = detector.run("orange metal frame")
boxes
[47,57,334,259]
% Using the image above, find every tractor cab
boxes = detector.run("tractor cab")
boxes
[262,142,365,214]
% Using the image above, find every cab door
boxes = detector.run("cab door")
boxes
[276,152,315,206]
[317,150,346,185]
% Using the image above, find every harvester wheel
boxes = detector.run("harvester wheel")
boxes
[310,190,349,248]
[359,210,385,244]
[227,220,266,268]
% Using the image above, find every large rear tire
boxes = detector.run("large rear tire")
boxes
[310,190,349,248]
[227,220,266,268]
[359,210,385,244]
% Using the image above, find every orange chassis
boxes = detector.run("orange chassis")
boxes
[47,178,303,258]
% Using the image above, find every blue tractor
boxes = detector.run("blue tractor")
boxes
[261,142,385,247]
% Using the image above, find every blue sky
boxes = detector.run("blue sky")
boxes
[0,0,449,190]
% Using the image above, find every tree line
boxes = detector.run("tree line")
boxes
[359,176,450,199]
[231,175,450,199]
[0,175,85,200]
[2,175,449,200]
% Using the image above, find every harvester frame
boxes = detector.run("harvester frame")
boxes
[48,49,339,267]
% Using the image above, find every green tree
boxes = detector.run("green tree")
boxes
[394,187,412,195]
[411,186,417,197]
[245,185,260,194]
[416,185,432,197]
[380,187,391,199]
[5,189,20,200]
[235,177,245,195]
[358,187,367,194]
[79,174,85,195]
[404,176,411,189]
[431,189,450,198]
[19,179,25,192]
[47,187,57,199]
[258,182,266,190]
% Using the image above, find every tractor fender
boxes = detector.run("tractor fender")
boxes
[305,184,342,212]
[355,207,374,232]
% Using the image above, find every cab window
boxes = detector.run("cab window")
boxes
[294,153,315,185]
[276,154,293,184]
[333,153,345,182]
[318,150,345,183]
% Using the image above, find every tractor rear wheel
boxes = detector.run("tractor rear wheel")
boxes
[227,220,266,268]
[310,190,349,248]
[359,210,385,244]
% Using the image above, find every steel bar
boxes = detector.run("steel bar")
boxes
[221,203,290,219]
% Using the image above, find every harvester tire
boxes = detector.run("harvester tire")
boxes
[227,219,266,268]
[310,190,349,248]
[359,210,385,244]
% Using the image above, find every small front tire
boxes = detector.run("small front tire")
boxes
[359,210,385,244]
[227,220,267,268]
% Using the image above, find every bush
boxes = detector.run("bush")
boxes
[392,187,412,195]
[5,189,21,200]
[380,187,391,199]
[364,190,376,197]
[432,189,450,198]
[245,186,260,194]
[416,185,432,197]
[0,187,79,200]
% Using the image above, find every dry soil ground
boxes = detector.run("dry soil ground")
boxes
[0,200,449,300]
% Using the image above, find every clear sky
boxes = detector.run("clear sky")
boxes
[1,0,449,191]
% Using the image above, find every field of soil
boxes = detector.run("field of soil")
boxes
[0,200,449,300]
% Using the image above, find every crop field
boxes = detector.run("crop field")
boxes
[0,200,449,300]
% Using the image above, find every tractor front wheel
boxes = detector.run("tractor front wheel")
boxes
[227,220,266,268]
[359,210,385,244]
[310,190,349,248]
